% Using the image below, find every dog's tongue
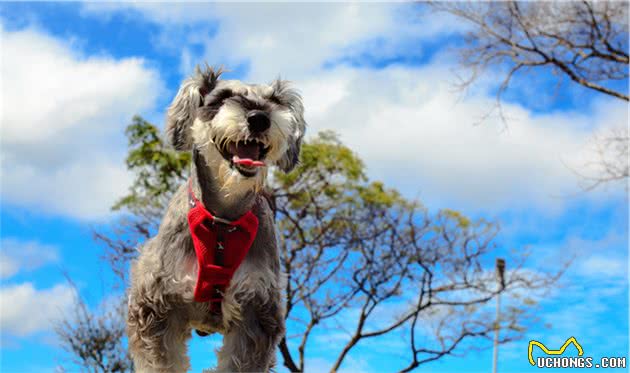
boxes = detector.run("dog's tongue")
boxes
[228,142,265,167]
[233,156,265,167]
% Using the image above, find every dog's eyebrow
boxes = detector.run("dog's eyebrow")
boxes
[268,92,283,105]
[231,94,269,112]
[207,89,234,105]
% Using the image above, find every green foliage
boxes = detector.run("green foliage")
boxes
[271,130,413,257]
[276,132,355,211]
[441,208,472,228]
[273,131,406,211]
[112,116,190,213]
[357,181,404,208]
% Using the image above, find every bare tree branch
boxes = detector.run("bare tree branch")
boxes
[433,1,628,101]
[55,276,132,373]
[431,0,629,190]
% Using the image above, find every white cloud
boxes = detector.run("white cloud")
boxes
[197,3,411,80]
[0,282,74,336]
[578,256,627,279]
[80,3,626,213]
[82,3,468,81]
[296,66,627,211]
[0,24,162,220]
[0,238,59,279]
[531,225,628,280]
[0,258,17,280]
[569,230,628,280]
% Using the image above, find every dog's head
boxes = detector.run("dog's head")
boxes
[166,66,305,191]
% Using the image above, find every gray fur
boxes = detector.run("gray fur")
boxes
[271,80,306,172]
[127,66,304,372]
[166,66,222,151]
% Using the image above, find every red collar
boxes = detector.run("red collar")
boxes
[187,179,259,307]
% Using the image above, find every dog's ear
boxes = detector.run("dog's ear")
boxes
[165,65,222,151]
[278,129,304,173]
[272,80,306,173]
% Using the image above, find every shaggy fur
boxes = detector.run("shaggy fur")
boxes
[127,66,305,373]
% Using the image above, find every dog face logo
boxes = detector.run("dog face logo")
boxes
[165,66,306,189]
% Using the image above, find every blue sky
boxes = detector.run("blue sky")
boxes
[0,3,627,373]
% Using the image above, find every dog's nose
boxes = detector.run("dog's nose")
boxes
[247,111,270,133]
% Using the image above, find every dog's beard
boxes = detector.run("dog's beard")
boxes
[203,142,267,196]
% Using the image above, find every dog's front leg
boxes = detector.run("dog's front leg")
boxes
[215,297,285,372]
[127,292,192,373]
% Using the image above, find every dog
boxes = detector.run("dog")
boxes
[127,66,305,372]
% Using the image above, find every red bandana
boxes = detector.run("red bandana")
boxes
[187,179,259,307]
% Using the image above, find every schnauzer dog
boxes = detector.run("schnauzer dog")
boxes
[127,66,305,372]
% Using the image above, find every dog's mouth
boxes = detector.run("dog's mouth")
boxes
[216,139,270,177]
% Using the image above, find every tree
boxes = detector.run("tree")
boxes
[55,278,132,373]
[574,127,629,191]
[56,117,561,372]
[431,1,629,189]
[433,1,628,101]
[272,132,556,372]
[55,116,189,372]
[97,116,191,282]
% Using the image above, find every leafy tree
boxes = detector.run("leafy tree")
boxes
[272,133,556,371]
[430,0,628,189]
[95,116,191,281]
[56,116,560,372]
